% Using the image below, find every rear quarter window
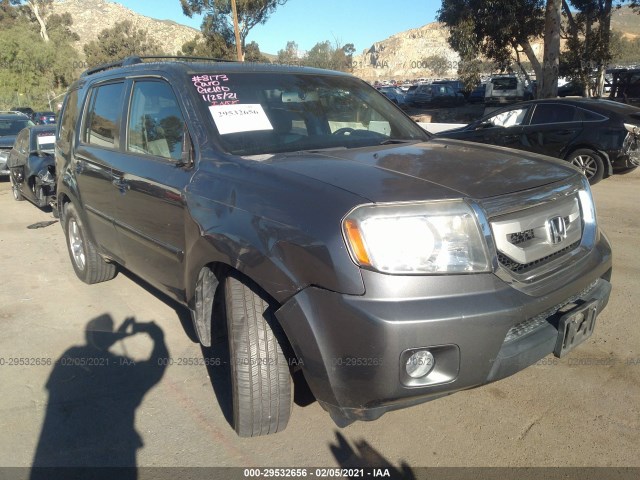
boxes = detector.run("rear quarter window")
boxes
[82,82,125,148]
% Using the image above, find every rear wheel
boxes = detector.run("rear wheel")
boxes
[567,149,605,185]
[63,203,116,284]
[225,274,292,437]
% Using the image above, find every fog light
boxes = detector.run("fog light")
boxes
[405,350,435,378]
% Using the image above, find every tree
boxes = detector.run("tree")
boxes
[438,0,546,94]
[0,13,80,110]
[300,40,354,72]
[83,21,162,68]
[561,0,633,96]
[180,0,288,59]
[541,0,562,97]
[9,0,52,42]
[276,40,300,66]
[423,55,451,77]
[244,40,269,62]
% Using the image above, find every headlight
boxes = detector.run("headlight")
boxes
[343,200,491,274]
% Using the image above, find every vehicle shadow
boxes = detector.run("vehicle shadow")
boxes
[329,431,415,478]
[119,268,199,344]
[30,314,169,480]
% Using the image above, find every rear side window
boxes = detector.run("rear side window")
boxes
[83,82,125,148]
[580,108,607,122]
[58,89,79,150]
[530,104,579,125]
[126,80,185,161]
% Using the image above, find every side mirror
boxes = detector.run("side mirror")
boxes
[475,121,493,130]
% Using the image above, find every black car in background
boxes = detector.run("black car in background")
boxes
[11,107,35,118]
[7,125,57,211]
[437,98,640,184]
[408,83,465,107]
[0,112,35,177]
[32,111,57,125]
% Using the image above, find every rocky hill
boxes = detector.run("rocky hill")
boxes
[351,6,638,82]
[50,0,200,57]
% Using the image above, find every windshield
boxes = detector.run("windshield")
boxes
[0,118,33,136]
[191,72,429,155]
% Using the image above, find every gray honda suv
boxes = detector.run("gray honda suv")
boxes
[55,57,612,437]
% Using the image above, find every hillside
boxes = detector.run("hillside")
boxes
[50,0,200,57]
[351,6,638,81]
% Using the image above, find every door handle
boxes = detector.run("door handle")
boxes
[75,160,86,174]
[112,177,130,193]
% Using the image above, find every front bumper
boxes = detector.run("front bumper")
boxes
[276,234,612,425]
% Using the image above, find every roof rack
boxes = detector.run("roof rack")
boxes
[0,110,29,117]
[80,55,238,78]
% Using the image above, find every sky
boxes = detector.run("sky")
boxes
[116,0,441,55]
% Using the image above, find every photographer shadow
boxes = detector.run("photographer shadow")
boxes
[30,314,169,480]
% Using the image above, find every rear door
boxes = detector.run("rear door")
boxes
[109,78,192,297]
[521,103,582,158]
[73,81,125,261]
[455,105,531,149]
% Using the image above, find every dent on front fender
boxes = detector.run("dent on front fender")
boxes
[183,167,365,304]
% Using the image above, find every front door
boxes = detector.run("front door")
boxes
[109,79,191,299]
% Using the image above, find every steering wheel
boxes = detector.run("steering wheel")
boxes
[332,127,356,136]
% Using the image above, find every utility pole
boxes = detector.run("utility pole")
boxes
[231,0,243,61]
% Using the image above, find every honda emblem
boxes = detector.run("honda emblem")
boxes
[547,216,567,245]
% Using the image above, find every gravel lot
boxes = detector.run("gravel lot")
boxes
[0,168,638,475]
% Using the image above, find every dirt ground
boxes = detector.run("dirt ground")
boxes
[0,167,639,475]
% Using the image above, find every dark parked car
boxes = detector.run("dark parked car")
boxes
[409,83,464,107]
[609,68,640,107]
[0,112,35,177]
[469,83,486,103]
[32,111,57,125]
[438,98,640,184]
[377,86,407,107]
[557,81,585,97]
[56,57,612,437]
[11,106,35,118]
[7,125,57,210]
[433,80,467,98]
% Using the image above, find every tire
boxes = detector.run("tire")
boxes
[567,149,605,185]
[225,274,292,437]
[63,203,116,284]
[10,174,24,201]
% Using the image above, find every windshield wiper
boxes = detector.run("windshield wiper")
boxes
[379,139,418,145]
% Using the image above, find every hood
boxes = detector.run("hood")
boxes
[0,135,17,149]
[264,139,578,203]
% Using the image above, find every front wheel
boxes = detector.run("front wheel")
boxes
[63,203,117,284]
[225,274,293,437]
[10,174,24,201]
[567,149,605,185]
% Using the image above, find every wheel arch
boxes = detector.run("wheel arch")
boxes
[564,144,613,178]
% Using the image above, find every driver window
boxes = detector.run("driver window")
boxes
[487,108,528,128]
[127,80,185,161]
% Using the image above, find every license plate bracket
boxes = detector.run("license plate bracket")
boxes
[553,300,599,358]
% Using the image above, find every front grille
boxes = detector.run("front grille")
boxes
[508,229,535,245]
[490,194,582,277]
[498,241,581,273]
